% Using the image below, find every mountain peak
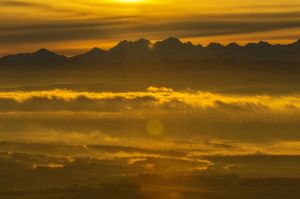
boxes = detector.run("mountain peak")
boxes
[164,37,182,44]
[33,48,52,54]
[258,41,271,47]
[207,42,223,49]
[134,38,151,46]
[88,47,105,54]
[227,42,240,48]
[32,48,63,58]
[111,39,152,52]
[154,37,183,48]
[293,39,300,46]
[111,40,132,51]
[115,40,131,47]
[71,47,106,61]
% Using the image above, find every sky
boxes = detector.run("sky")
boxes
[0,0,300,55]
[1,1,300,193]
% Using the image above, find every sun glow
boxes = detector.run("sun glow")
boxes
[116,0,144,3]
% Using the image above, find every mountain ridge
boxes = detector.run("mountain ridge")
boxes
[0,37,299,74]
[0,37,299,90]
[1,37,300,59]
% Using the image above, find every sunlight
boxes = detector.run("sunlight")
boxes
[116,0,144,3]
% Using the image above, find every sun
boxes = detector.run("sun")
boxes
[116,0,144,3]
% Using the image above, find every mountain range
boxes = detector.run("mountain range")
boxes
[1,37,300,66]
[0,37,299,89]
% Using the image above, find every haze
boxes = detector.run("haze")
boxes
[1,0,300,55]
[0,0,300,199]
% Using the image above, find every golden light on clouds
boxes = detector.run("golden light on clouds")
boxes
[0,0,299,54]
[1,0,300,195]
[0,87,300,112]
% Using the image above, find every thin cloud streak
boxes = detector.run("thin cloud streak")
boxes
[0,0,299,52]
[0,14,299,45]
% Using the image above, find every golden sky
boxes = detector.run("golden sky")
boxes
[0,0,300,55]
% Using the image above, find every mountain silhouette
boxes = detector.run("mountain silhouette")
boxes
[0,48,66,66]
[1,38,299,66]
[0,38,299,79]
[71,47,107,63]
[154,37,183,48]
[111,38,151,51]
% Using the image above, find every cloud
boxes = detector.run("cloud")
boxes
[1,142,300,180]
[0,18,139,44]
[0,0,97,17]
[0,0,44,7]
[1,19,299,44]
[0,10,300,47]
[0,87,299,111]
[0,87,299,142]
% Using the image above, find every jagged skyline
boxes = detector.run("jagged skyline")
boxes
[1,1,300,198]
[1,0,300,55]
[1,37,300,57]
[0,36,299,92]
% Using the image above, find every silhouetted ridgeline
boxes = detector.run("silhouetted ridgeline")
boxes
[0,38,300,88]
[1,37,300,66]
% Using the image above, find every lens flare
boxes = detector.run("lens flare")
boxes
[146,119,163,136]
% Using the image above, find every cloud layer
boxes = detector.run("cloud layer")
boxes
[0,0,300,54]
[0,87,299,111]
[0,87,300,143]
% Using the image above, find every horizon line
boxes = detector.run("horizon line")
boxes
[1,37,299,58]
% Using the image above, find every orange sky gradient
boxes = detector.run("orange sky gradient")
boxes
[0,0,300,55]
